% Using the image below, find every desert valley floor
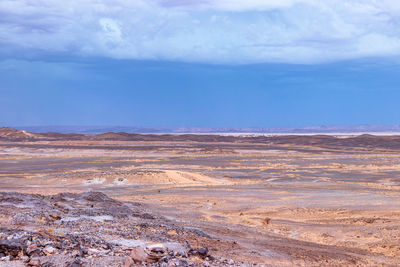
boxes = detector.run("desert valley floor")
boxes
[0,129,400,266]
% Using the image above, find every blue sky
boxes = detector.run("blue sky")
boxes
[1,0,400,127]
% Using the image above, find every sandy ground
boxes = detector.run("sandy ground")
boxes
[0,139,400,266]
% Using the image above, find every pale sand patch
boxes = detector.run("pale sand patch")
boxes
[84,177,106,185]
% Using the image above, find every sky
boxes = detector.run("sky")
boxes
[1,0,400,127]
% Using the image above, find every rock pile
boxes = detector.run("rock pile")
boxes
[0,192,242,266]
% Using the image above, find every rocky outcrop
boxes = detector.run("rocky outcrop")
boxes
[0,191,241,266]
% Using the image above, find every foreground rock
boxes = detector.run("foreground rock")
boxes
[0,191,242,266]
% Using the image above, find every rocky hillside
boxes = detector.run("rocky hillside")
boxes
[0,191,243,267]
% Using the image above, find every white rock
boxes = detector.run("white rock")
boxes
[44,245,57,254]
[146,243,165,250]
[87,248,101,255]
[0,256,11,261]
[110,238,146,248]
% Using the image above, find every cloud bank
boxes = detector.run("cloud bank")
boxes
[1,0,400,64]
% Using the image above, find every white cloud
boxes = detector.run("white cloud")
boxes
[0,0,400,64]
[159,0,314,11]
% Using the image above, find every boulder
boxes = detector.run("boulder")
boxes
[0,239,26,257]
[147,246,166,263]
[124,256,134,267]
[43,245,57,255]
[28,257,40,266]
[197,247,209,258]
[129,246,148,263]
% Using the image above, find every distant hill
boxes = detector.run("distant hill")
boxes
[12,124,400,134]
[2,126,400,150]
[0,127,40,141]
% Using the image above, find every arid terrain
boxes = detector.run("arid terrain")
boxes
[0,127,400,266]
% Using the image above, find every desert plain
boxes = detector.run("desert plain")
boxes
[0,127,400,266]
